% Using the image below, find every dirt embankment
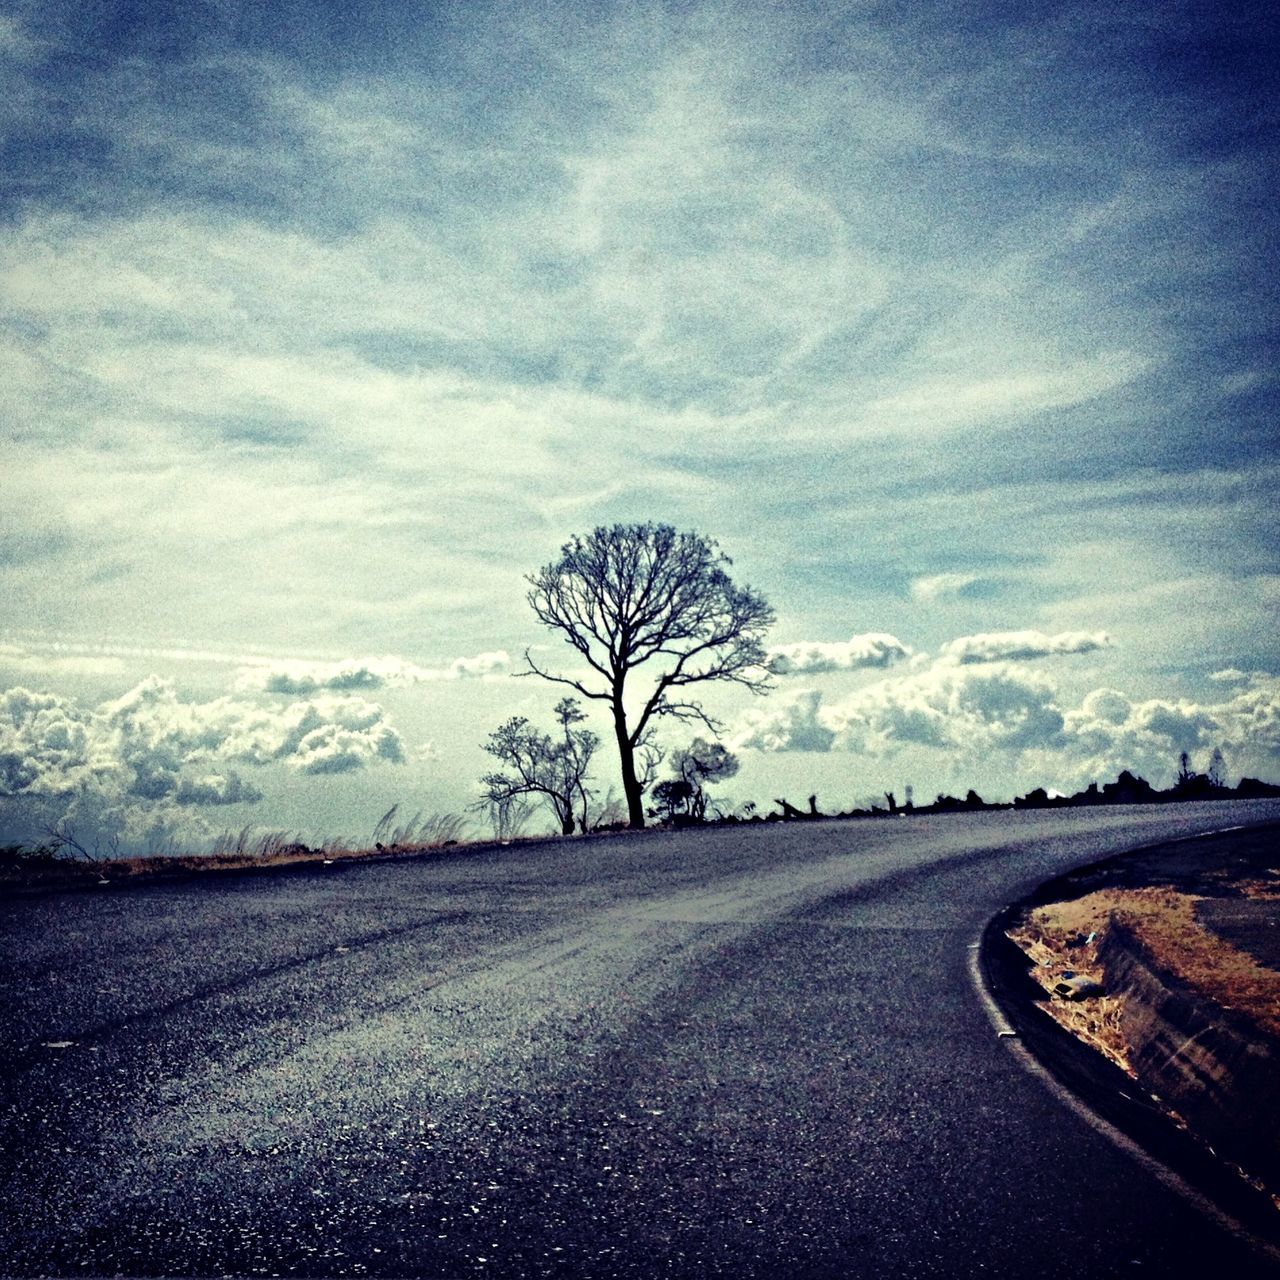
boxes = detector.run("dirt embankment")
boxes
[1006,825,1280,1205]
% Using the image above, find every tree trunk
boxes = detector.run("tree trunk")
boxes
[613,703,645,829]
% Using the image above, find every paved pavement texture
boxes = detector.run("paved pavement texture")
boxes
[1198,897,1280,972]
[2,801,1279,1278]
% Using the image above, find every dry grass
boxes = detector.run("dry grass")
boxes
[0,810,475,891]
[1010,886,1280,1049]
[1007,898,1132,1071]
[1237,875,1280,901]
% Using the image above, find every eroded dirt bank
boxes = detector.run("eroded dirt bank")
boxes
[1004,822,1280,1208]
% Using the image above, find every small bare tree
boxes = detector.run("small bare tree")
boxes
[668,738,740,821]
[41,820,98,862]
[477,698,598,836]
[524,524,774,828]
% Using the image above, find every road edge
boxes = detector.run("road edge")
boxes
[971,823,1280,1267]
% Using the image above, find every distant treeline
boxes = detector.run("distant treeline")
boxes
[1010,771,1280,810]
[751,770,1280,825]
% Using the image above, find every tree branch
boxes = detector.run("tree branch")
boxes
[519,649,612,700]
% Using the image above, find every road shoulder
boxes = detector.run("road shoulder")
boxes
[979,821,1280,1259]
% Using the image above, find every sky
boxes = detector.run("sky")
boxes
[2,0,1278,852]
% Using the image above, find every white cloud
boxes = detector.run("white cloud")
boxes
[447,650,511,680]
[0,677,409,845]
[768,632,911,675]
[285,718,406,776]
[1036,674,1280,786]
[1208,668,1250,684]
[940,629,1112,665]
[233,651,510,694]
[859,354,1150,434]
[733,660,1280,803]
[732,689,835,754]
[910,573,980,603]
[0,642,126,679]
[0,687,93,797]
[1207,668,1270,688]
[733,661,1065,757]
[1077,687,1131,726]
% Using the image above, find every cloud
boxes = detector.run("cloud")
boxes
[910,574,980,603]
[173,772,263,806]
[0,687,92,796]
[1224,678,1280,761]
[0,642,127,679]
[1034,673,1280,787]
[733,689,835,753]
[1207,668,1270,687]
[232,651,510,694]
[734,660,1280,801]
[768,633,911,675]
[446,650,511,679]
[286,719,406,776]
[235,657,432,696]
[0,677,408,843]
[859,355,1151,435]
[1062,690,1213,782]
[733,662,1065,756]
[940,629,1112,665]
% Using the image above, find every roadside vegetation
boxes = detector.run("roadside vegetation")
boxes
[0,806,472,892]
[1010,880,1280,1066]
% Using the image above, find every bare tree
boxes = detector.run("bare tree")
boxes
[523,524,774,828]
[41,820,98,862]
[476,698,598,836]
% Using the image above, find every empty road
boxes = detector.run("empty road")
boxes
[2,802,1279,1278]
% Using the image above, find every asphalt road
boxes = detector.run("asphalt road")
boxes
[2,802,1279,1279]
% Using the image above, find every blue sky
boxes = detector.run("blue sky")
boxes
[2,0,1278,850]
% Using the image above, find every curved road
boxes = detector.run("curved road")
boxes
[2,802,1279,1278]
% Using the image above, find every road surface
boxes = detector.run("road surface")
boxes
[2,802,1279,1278]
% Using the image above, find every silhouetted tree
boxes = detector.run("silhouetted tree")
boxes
[1177,750,1194,788]
[523,524,774,828]
[649,777,696,823]
[653,738,740,822]
[477,698,598,836]
[1207,746,1227,790]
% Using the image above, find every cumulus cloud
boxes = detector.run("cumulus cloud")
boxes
[233,651,509,694]
[0,677,408,845]
[940,629,1112,664]
[733,662,1065,757]
[0,687,92,796]
[768,633,912,676]
[733,689,835,753]
[734,660,1280,797]
[1224,677,1280,760]
[1063,674,1280,780]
